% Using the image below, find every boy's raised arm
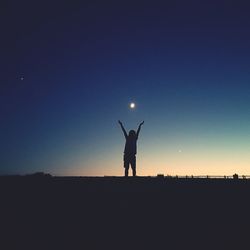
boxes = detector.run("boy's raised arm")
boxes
[118,120,128,138]
[136,121,144,138]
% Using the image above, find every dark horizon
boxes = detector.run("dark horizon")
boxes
[2,169,249,249]
[1,171,248,179]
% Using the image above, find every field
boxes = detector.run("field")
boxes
[1,176,249,249]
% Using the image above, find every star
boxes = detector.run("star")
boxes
[130,102,135,109]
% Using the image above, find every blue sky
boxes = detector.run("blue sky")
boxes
[1,0,250,175]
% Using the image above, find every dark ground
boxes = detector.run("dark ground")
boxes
[1,176,250,249]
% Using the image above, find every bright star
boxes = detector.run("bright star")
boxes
[130,102,135,109]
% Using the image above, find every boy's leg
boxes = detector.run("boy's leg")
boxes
[124,155,129,177]
[131,155,136,177]
[125,168,129,177]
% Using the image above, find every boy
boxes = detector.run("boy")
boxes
[118,120,144,177]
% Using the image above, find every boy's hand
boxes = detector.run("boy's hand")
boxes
[118,120,122,125]
[139,121,144,126]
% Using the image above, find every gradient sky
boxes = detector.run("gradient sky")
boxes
[1,0,250,176]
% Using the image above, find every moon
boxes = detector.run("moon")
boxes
[130,102,135,109]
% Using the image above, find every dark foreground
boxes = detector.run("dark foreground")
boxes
[1,176,250,249]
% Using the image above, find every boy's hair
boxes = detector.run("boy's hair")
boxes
[129,130,136,137]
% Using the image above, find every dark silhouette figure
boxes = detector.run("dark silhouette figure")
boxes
[118,120,144,177]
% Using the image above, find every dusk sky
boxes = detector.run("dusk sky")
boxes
[1,0,250,176]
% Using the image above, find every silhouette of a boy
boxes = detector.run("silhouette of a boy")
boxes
[118,120,144,177]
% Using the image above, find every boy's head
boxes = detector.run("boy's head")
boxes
[129,130,136,137]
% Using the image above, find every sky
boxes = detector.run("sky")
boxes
[1,0,250,176]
